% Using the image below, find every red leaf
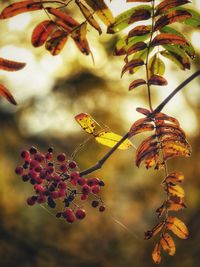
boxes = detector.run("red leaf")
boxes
[121,58,144,77]
[0,57,26,71]
[45,30,68,56]
[129,9,151,24]
[127,42,147,55]
[129,79,146,90]
[155,0,191,16]
[148,75,168,86]
[0,0,43,19]
[31,20,56,47]
[0,83,17,105]
[128,25,151,38]
[136,107,151,115]
[152,33,189,47]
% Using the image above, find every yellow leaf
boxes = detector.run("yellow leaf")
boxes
[160,233,176,256]
[166,184,185,198]
[166,216,189,239]
[152,243,161,264]
[95,131,133,150]
[75,113,133,150]
[164,172,184,183]
[167,200,186,211]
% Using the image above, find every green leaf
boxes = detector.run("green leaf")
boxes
[107,5,151,33]
[160,26,195,58]
[149,54,165,76]
[114,33,150,55]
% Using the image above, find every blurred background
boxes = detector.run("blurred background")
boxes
[0,0,200,266]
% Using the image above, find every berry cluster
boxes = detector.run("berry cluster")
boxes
[15,147,105,223]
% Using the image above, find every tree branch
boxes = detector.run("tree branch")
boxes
[80,69,200,177]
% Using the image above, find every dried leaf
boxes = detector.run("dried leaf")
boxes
[175,7,200,27]
[136,146,159,168]
[95,132,133,150]
[155,0,191,16]
[166,216,189,239]
[128,25,151,39]
[144,221,165,239]
[161,50,190,70]
[0,83,17,105]
[127,0,152,2]
[166,199,186,211]
[129,117,154,137]
[164,172,184,183]
[75,112,96,134]
[45,30,68,56]
[129,79,146,90]
[0,0,43,19]
[163,139,191,160]
[107,5,151,33]
[152,33,189,47]
[121,58,144,77]
[154,113,180,126]
[152,243,162,264]
[0,57,26,71]
[160,233,176,256]
[148,75,168,86]
[154,10,192,31]
[31,20,56,47]
[75,0,102,34]
[84,0,114,26]
[127,42,147,55]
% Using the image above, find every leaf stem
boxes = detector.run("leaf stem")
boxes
[145,0,155,112]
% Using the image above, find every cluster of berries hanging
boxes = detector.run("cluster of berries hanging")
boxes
[15,146,105,223]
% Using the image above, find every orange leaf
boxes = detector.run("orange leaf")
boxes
[45,30,68,56]
[129,79,146,90]
[152,33,189,47]
[121,58,144,77]
[0,57,26,71]
[46,7,80,28]
[128,9,151,24]
[152,243,162,264]
[154,113,180,126]
[166,216,189,239]
[0,83,17,105]
[71,23,91,55]
[0,0,43,19]
[160,233,176,256]
[154,10,192,31]
[167,199,186,211]
[144,221,165,239]
[136,107,151,116]
[165,184,185,198]
[155,0,190,16]
[136,146,159,168]
[148,75,168,86]
[129,117,154,137]
[31,20,56,47]
[128,25,151,38]
[164,172,184,183]
[127,0,152,2]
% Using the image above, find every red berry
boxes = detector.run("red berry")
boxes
[35,164,42,173]
[75,209,86,220]
[30,160,39,168]
[82,185,90,195]
[58,189,65,197]
[57,153,66,162]
[37,195,46,203]
[77,178,86,186]
[34,185,45,193]
[51,191,59,199]
[81,194,88,201]
[40,170,47,179]
[58,181,67,190]
[21,150,30,160]
[63,209,76,223]
[99,205,105,212]
[34,153,45,162]
[46,152,53,160]
[91,185,100,194]
[28,170,38,179]
[15,166,23,175]
[47,166,54,174]
[68,161,77,169]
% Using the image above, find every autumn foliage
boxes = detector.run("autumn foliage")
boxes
[0,0,200,264]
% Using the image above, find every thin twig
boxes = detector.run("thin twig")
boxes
[79,69,200,177]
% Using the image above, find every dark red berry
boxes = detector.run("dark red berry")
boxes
[58,181,67,190]
[75,209,86,220]
[58,189,65,197]
[46,152,53,160]
[40,170,47,179]
[91,200,99,208]
[22,174,29,182]
[51,191,59,199]
[82,185,90,195]
[37,195,46,203]
[56,212,62,218]
[15,166,23,175]
[68,161,77,169]
[30,160,39,168]
[27,196,36,206]
[35,165,42,172]
[28,170,38,179]
[99,205,105,212]
[91,185,100,194]
[59,164,68,172]
[47,197,56,208]
[47,166,54,174]
[57,153,66,162]
[34,153,45,162]
[48,147,53,153]
[77,178,86,186]
[29,146,37,154]
[34,185,45,193]
[81,194,88,201]
[99,180,105,186]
